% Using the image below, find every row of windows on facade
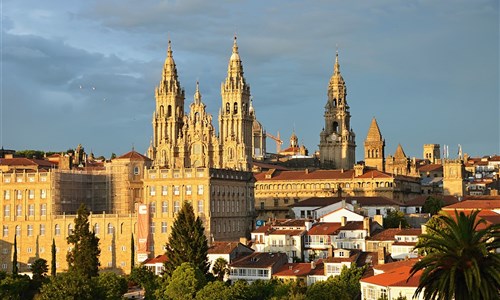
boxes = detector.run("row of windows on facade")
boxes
[0,261,129,270]
[1,220,169,238]
[1,244,131,256]
[146,169,207,179]
[256,181,394,191]
[3,203,48,217]
[2,174,48,183]
[3,189,48,200]
[213,219,242,234]
[148,185,250,198]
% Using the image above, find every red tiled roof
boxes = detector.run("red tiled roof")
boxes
[0,157,57,168]
[208,242,241,255]
[273,263,316,277]
[356,170,393,179]
[339,221,365,231]
[252,162,289,171]
[230,252,287,268]
[289,196,403,208]
[372,258,419,273]
[308,222,342,235]
[396,229,422,236]
[269,229,305,236]
[404,195,459,207]
[254,169,356,181]
[324,250,360,263]
[361,265,422,287]
[368,228,401,241]
[443,199,500,210]
[116,150,151,161]
[417,164,443,172]
[143,254,168,265]
[252,225,272,234]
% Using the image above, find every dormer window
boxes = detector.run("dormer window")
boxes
[133,166,140,175]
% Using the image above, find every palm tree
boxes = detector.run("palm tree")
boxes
[409,210,500,300]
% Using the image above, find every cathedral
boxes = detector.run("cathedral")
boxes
[147,37,255,172]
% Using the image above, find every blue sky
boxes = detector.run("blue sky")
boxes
[1,0,498,160]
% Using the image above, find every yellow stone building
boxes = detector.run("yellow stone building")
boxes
[0,37,257,274]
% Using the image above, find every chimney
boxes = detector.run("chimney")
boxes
[289,265,293,270]
[378,246,386,265]
[363,217,371,237]
[328,245,334,258]
[239,236,248,245]
[373,215,383,228]
[341,199,346,208]
[311,260,316,269]
[305,221,313,231]
[305,168,309,174]
[341,216,347,227]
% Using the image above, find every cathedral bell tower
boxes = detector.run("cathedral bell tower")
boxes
[148,40,185,167]
[219,36,253,171]
[364,117,385,171]
[319,51,356,169]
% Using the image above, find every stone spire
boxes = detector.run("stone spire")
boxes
[328,51,346,103]
[394,144,407,158]
[194,81,202,104]
[366,118,383,142]
[223,36,248,91]
[157,40,182,95]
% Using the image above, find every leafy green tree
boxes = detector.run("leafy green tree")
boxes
[96,272,128,300]
[110,153,116,159]
[12,235,18,276]
[14,150,44,159]
[31,258,49,292]
[50,239,56,276]
[421,196,444,216]
[383,209,409,229]
[38,272,101,300]
[195,280,233,300]
[409,210,500,300]
[211,257,229,281]
[306,265,365,300]
[160,262,207,300]
[66,204,100,278]
[0,274,32,300]
[129,266,159,300]
[164,202,209,276]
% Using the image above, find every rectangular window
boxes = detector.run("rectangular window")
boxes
[174,186,180,195]
[161,222,167,233]
[40,175,47,182]
[197,200,203,214]
[4,205,10,218]
[27,225,33,236]
[40,224,45,236]
[274,199,279,207]
[16,190,22,200]
[150,202,156,214]
[198,185,204,195]
[16,176,23,182]
[174,201,180,213]
[149,186,156,196]
[162,201,168,213]
[150,222,155,234]
[186,185,192,195]
[40,204,47,216]
[16,205,22,217]
[28,204,35,216]
[3,190,10,200]
[40,189,47,199]
[2,226,8,237]
[28,189,35,199]
[162,186,168,196]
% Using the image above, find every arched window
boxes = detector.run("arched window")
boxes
[333,122,339,133]
[94,223,100,235]
[15,225,21,236]
[333,99,337,107]
[226,103,230,114]
[167,105,172,117]
[120,223,125,234]
[54,224,60,236]
[233,102,238,114]
[160,105,164,116]
[375,149,379,158]
[107,223,114,234]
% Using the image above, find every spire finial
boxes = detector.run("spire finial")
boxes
[334,45,340,75]
[232,34,239,54]
[167,39,172,57]
[194,81,202,104]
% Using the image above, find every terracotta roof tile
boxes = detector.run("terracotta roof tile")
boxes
[372,258,419,274]
[361,265,422,287]
[116,150,151,161]
[289,196,403,208]
[254,169,355,181]
[404,195,459,207]
[443,199,500,210]
[273,262,317,277]
[417,164,443,172]
[143,254,168,264]
[308,222,342,235]
[230,252,287,268]
[208,242,242,254]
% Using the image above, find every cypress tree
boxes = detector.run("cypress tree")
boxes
[51,238,56,276]
[12,234,18,275]
[164,201,209,276]
[131,233,135,268]
[66,204,100,278]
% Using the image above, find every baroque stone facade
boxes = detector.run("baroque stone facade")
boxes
[319,52,356,170]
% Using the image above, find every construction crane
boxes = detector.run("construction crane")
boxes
[266,131,283,153]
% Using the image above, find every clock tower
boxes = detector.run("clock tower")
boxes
[319,51,356,169]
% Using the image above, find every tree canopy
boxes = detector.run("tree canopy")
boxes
[66,204,100,278]
[410,210,500,300]
[164,201,209,276]
[421,196,444,216]
[383,209,410,229]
